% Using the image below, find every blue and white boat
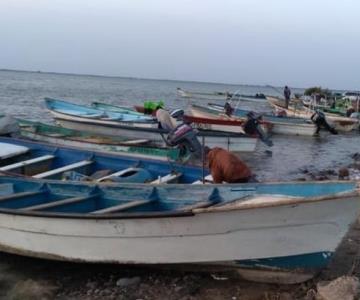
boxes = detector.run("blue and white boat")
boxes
[0,176,357,284]
[190,103,317,136]
[45,98,157,128]
[46,99,259,153]
[0,137,205,183]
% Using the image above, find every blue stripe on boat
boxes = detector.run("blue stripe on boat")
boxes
[236,251,333,270]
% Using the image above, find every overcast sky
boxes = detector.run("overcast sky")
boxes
[0,0,359,89]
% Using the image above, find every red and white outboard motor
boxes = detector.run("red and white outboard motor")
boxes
[166,110,203,158]
[243,111,273,147]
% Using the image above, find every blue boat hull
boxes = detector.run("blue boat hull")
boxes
[0,137,206,183]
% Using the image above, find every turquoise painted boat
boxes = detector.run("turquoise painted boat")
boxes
[45,98,155,124]
[18,120,181,161]
[0,176,357,284]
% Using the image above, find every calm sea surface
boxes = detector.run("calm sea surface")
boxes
[0,69,359,181]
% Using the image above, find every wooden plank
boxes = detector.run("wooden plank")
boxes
[22,194,99,211]
[0,143,29,160]
[0,191,45,202]
[33,160,93,179]
[0,155,55,171]
[151,173,182,184]
[96,168,138,182]
[91,199,152,214]
[192,174,214,184]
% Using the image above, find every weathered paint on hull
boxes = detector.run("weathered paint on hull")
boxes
[56,118,258,153]
[191,106,315,136]
[49,110,157,129]
[19,130,180,161]
[0,195,356,284]
[267,96,359,132]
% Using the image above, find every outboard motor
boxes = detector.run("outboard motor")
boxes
[170,109,185,120]
[311,110,338,135]
[243,112,273,147]
[166,123,202,158]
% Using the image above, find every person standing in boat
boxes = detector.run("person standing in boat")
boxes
[206,147,253,183]
[283,86,291,108]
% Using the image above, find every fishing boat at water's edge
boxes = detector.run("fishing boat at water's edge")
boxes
[18,119,181,161]
[46,99,259,153]
[266,96,359,132]
[0,176,357,284]
[190,103,317,136]
[0,137,204,183]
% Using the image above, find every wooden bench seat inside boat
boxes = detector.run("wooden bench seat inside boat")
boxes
[32,160,93,179]
[151,173,182,184]
[191,174,214,184]
[22,194,99,211]
[96,167,140,182]
[91,199,153,214]
[0,143,29,160]
[0,155,55,171]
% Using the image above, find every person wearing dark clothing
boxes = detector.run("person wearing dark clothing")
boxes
[284,86,291,108]
[224,102,234,117]
[311,110,338,135]
[206,147,252,183]
[243,112,273,146]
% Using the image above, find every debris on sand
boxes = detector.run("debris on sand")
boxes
[6,279,58,300]
[316,276,359,300]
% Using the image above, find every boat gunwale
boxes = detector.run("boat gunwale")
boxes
[19,121,180,152]
[0,136,185,166]
[55,116,252,138]
[0,176,357,219]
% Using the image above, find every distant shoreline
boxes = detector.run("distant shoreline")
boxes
[0,68,298,90]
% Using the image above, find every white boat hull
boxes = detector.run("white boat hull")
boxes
[56,118,258,153]
[0,193,357,283]
[190,106,316,136]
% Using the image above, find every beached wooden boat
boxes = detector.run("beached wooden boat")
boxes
[45,98,157,129]
[0,176,357,284]
[0,137,205,183]
[190,104,316,136]
[266,96,359,132]
[55,116,258,153]
[46,101,260,154]
[17,120,181,161]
